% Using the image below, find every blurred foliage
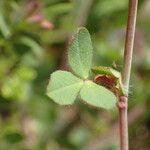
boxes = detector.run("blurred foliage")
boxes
[0,0,150,150]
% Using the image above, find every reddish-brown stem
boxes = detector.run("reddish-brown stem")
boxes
[119,0,138,150]
[122,0,138,89]
[118,96,128,150]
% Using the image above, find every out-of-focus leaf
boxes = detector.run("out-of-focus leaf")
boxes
[68,27,93,79]
[0,11,11,38]
[80,81,116,109]
[19,37,43,60]
[16,66,37,81]
[4,132,23,144]
[93,0,127,17]
[1,75,32,101]
[44,3,73,19]
[46,71,84,105]
[0,58,14,78]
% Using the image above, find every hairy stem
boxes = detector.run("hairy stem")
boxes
[119,0,138,150]
[122,0,138,90]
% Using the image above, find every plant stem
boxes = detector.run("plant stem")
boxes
[119,0,138,150]
[122,0,138,90]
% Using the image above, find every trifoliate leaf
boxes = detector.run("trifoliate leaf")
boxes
[46,71,84,105]
[80,81,117,109]
[68,27,93,79]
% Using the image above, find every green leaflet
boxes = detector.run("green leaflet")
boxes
[68,27,93,79]
[80,81,116,109]
[91,66,121,78]
[46,71,84,105]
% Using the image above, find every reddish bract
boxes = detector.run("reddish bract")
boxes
[94,74,116,86]
[94,74,119,95]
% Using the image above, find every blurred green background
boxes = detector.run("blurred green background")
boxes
[0,0,150,150]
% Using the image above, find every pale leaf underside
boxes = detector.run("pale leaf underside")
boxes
[46,71,84,105]
[80,81,117,109]
[68,27,93,79]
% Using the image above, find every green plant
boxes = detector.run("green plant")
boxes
[46,27,123,109]
[46,0,138,150]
